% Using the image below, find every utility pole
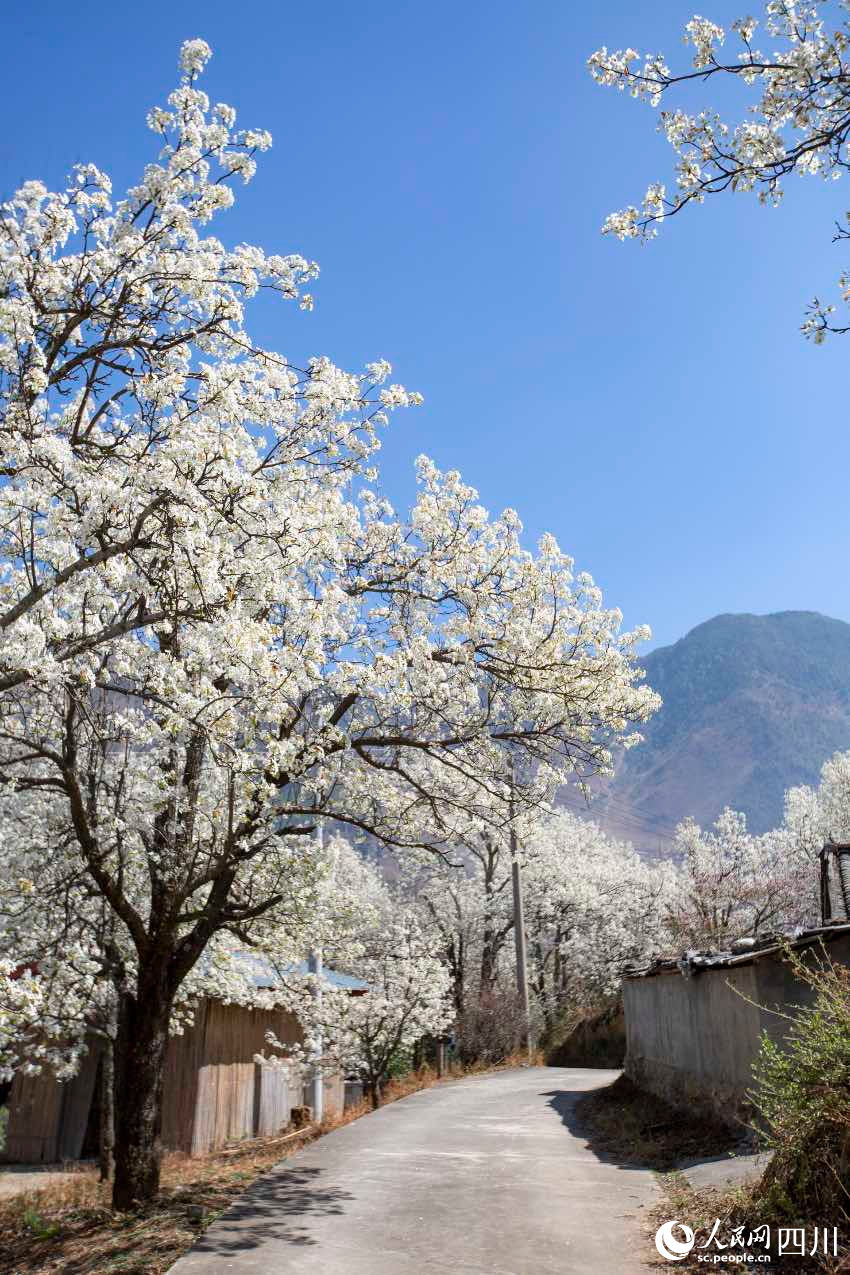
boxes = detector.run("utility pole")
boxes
[306,948,324,1122]
[510,823,532,1061]
[306,818,325,1123]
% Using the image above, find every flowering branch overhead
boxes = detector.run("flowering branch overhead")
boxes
[590,2,850,340]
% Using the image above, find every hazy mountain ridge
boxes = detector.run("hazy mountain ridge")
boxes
[594,611,850,846]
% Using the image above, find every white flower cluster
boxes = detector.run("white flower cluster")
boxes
[268,869,452,1104]
[520,810,674,1008]
[663,745,850,949]
[667,806,815,948]
[589,0,850,333]
[684,15,726,68]
[408,808,674,1037]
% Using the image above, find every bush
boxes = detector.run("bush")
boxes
[456,988,526,1065]
[545,1000,625,1068]
[752,945,850,1234]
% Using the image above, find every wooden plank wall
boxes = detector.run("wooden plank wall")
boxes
[160,1001,208,1154]
[5,1070,65,1163]
[324,1072,345,1118]
[254,1060,290,1136]
[5,1041,101,1164]
[58,1041,102,1160]
[190,1002,305,1155]
[5,1000,310,1162]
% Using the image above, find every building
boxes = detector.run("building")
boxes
[4,960,366,1163]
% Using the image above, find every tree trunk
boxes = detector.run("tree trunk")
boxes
[480,928,498,995]
[367,1076,381,1110]
[444,932,464,1019]
[452,964,464,1019]
[99,1031,115,1183]
[479,854,501,997]
[111,978,173,1210]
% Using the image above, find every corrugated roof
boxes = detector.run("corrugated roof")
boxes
[233,952,369,993]
[624,921,850,980]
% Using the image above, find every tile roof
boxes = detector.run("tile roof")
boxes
[623,921,850,979]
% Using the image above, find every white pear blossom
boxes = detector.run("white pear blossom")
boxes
[410,809,673,1045]
[270,899,452,1110]
[590,2,850,338]
[666,805,817,948]
[521,810,674,1026]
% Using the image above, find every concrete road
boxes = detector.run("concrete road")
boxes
[169,1067,659,1275]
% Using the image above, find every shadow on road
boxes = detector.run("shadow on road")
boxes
[190,1165,353,1253]
[540,1087,667,1172]
[542,1075,748,1175]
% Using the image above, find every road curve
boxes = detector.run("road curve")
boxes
[169,1067,658,1275]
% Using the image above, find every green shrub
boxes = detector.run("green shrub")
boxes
[751,945,850,1232]
[22,1207,59,1240]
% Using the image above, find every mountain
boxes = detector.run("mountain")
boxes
[590,611,850,846]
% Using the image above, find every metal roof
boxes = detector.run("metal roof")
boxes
[234,952,369,993]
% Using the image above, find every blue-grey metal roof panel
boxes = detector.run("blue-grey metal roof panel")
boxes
[233,952,368,992]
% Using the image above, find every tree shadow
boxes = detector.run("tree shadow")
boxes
[188,1164,353,1253]
[539,1087,655,1171]
[541,1077,747,1175]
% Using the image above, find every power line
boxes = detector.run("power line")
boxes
[560,788,682,832]
[555,792,682,841]
[556,791,678,834]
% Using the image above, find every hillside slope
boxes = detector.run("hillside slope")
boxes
[593,611,850,845]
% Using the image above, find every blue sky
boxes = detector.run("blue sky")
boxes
[4,0,849,650]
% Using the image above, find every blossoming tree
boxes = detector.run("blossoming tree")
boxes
[521,810,673,1032]
[665,806,813,948]
[279,900,453,1111]
[331,913,452,1110]
[0,41,658,1208]
[411,831,517,1020]
[410,808,672,1049]
[590,1,850,339]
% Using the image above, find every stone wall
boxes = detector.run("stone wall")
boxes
[623,931,850,1125]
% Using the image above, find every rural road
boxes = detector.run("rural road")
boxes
[169,1067,659,1275]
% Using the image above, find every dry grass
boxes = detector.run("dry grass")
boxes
[1,1128,319,1275]
[0,1056,537,1274]
[468,1047,547,1072]
[579,1078,849,1272]
[649,1173,849,1273]
[574,1073,745,1171]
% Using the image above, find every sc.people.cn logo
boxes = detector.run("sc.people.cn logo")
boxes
[656,1220,696,1261]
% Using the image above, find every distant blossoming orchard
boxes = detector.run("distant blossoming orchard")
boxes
[590,1,850,340]
[410,809,672,1043]
[0,40,658,1210]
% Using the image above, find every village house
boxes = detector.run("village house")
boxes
[4,960,367,1163]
